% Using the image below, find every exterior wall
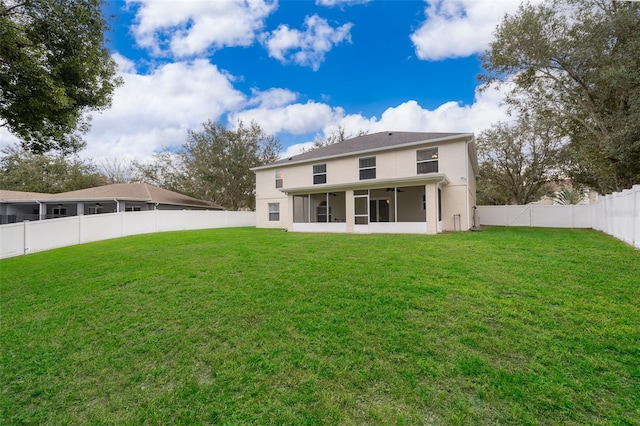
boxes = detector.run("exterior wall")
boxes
[467,165,478,227]
[255,136,477,233]
[440,185,468,231]
[269,138,467,188]
[255,168,289,229]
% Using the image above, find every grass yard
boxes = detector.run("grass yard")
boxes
[1,227,639,425]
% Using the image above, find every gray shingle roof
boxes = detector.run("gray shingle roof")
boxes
[0,190,56,201]
[1,183,223,209]
[258,131,471,169]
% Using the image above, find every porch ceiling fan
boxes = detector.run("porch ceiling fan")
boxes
[385,188,404,192]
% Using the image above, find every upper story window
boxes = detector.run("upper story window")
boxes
[416,147,438,174]
[359,156,376,180]
[313,164,327,184]
[275,169,283,188]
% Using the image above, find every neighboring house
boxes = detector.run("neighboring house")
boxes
[0,183,223,224]
[252,131,478,234]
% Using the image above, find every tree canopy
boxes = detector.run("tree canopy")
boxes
[0,0,121,154]
[181,121,281,210]
[0,145,104,192]
[481,0,640,193]
[134,121,281,210]
[476,117,562,205]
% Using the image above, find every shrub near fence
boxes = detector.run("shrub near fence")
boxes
[477,185,640,249]
[0,210,256,259]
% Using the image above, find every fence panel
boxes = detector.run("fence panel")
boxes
[0,223,25,259]
[531,206,573,228]
[477,185,639,248]
[0,210,256,259]
[79,213,125,244]
[28,217,80,254]
[122,211,158,237]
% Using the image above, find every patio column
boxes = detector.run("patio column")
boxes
[39,202,46,220]
[77,202,84,215]
[345,189,354,233]
[425,183,438,235]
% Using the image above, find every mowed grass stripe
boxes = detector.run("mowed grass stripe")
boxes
[1,227,638,424]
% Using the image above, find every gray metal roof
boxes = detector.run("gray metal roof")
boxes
[256,131,472,170]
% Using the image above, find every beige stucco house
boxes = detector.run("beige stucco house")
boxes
[252,131,478,234]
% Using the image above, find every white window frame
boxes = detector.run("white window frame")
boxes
[275,170,283,188]
[268,203,280,221]
[416,147,438,174]
[313,164,327,185]
[53,207,67,216]
[359,156,376,180]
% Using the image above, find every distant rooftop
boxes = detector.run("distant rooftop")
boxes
[256,131,472,170]
[0,183,223,209]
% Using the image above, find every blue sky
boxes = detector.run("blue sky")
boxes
[2,0,530,161]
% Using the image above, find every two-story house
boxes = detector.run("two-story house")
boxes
[253,131,478,234]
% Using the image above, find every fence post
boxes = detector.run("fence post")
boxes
[634,185,640,249]
[23,220,29,255]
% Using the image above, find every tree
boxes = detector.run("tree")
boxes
[553,187,586,205]
[481,0,640,193]
[98,157,138,184]
[476,117,562,205]
[133,151,192,194]
[0,144,104,192]
[181,120,280,210]
[0,0,121,154]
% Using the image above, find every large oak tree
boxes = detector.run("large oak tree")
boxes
[481,0,640,193]
[135,121,281,210]
[0,0,121,154]
[182,121,281,210]
[477,116,562,205]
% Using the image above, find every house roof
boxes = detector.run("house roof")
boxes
[253,131,473,170]
[0,183,223,209]
[0,190,56,202]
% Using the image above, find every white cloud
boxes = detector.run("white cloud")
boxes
[281,142,317,158]
[82,57,245,161]
[262,14,353,70]
[410,0,533,61]
[230,82,510,160]
[247,88,298,108]
[0,128,20,151]
[332,83,511,136]
[128,0,277,57]
[229,101,340,135]
[316,0,371,6]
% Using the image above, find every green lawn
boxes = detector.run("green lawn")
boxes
[1,227,639,425]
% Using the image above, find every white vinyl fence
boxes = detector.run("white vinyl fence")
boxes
[477,185,640,249]
[0,210,255,259]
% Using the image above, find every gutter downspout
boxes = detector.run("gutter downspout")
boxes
[465,137,472,230]
[37,200,45,221]
[114,199,120,213]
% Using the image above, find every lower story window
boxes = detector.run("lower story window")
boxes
[268,203,280,221]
